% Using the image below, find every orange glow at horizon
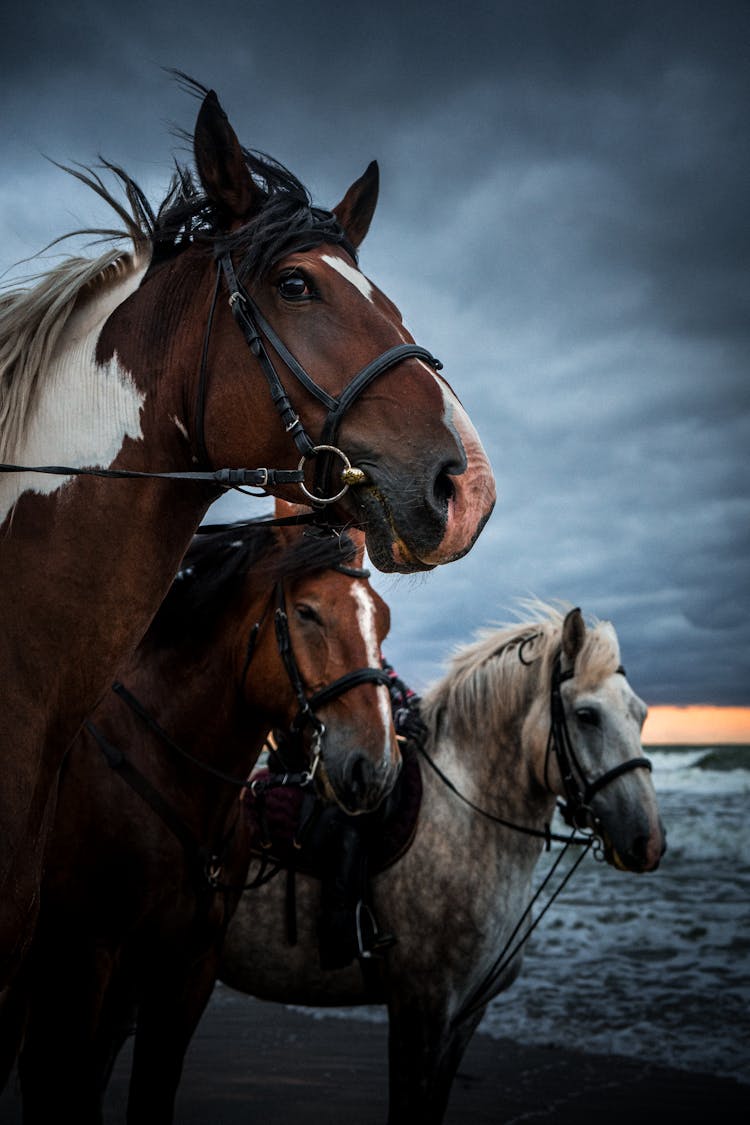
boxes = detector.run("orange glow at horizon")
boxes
[643,705,750,745]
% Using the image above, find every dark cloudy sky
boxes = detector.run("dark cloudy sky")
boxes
[2,1,747,709]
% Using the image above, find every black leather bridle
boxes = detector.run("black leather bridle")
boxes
[206,250,444,504]
[546,652,653,830]
[85,557,395,891]
[241,570,394,783]
[1,245,442,503]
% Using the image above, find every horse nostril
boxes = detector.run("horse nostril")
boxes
[625,834,658,871]
[432,468,455,513]
[346,756,369,801]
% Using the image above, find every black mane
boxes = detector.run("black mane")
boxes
[149,521,359,646]
[146,145,355,282]
[58,79,356,283]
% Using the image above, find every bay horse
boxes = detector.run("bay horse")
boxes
[219,606,666,1124]
[2,510,396,1122]
[0,79,495,981]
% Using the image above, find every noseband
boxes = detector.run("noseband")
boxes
[241,569,394,780]
[546,653,652,829]
[198,250,443,505]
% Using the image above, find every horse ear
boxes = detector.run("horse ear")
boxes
[562,607,586,663]
[194,90,260,223]
[333,161,379,248]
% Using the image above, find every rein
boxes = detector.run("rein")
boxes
[451,832,594,1028]
[0,463,303,488]
[400,649,652,1029]
[415,742,591,849]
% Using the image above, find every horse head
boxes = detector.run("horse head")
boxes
[187,89,496,573]
[235,499,398,814]
[541,608,667,872]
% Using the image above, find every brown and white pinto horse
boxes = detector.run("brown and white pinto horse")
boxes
[1,513,396,1122]
[0,84,495,981]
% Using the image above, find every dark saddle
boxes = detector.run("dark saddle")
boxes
[240,740,423,970]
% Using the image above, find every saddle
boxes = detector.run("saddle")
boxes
[240,739,423,969]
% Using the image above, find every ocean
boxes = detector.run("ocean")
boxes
[287,744,750,1083]
[476,743,750,1081]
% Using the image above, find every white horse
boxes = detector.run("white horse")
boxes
[219,605,666,1124]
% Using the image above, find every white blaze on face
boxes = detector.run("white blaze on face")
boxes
[0,265,148,524]
[417,359,489,473]
[350,581,392,762]
[320,253,375,304]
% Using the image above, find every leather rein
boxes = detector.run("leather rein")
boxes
[0,245,442,507]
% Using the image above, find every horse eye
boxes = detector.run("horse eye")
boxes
[295,603,322,625]
[277,273,312,300]
[575,707,600,727]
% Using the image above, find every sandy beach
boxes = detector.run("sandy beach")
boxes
[2,989,747,1124]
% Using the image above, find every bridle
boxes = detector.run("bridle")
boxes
[545,652,653,831]
[209,249,444,504]
[1,238,443,506]
[241,567,394,785]
[86,553,394,892]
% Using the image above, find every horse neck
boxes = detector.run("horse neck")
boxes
[123,580,275,783]
[109,590,272,828]
[420,663,557,852]
[0,257,222,753]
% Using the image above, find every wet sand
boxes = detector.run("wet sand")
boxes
[1,989,747,1123]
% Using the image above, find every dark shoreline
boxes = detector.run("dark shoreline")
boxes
[2,990,747,1124]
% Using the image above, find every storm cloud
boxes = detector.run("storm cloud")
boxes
[2,0,747,706]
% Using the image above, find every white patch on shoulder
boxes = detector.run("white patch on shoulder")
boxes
[320,253,374,304]
[1,265,148,524]
[351,582,392,762]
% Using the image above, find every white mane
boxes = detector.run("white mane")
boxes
[420,600,621,744]
[0,162,155,466]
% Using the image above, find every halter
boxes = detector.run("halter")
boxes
[214,251,444,504]
[546,652,653,830]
